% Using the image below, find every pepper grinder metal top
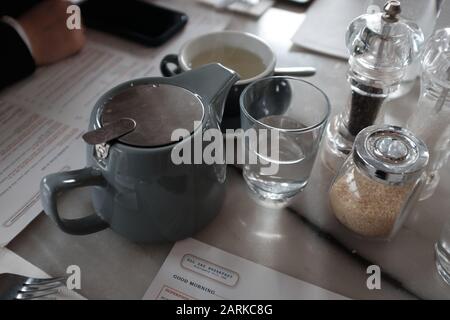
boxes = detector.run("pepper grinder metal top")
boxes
[382,0,401,22]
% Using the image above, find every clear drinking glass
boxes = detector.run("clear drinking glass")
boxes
[406,28,450,201]
[239,77,330,203]
[436,217,450,285]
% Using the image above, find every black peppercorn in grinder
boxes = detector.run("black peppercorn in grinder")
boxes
[323,0,424,172]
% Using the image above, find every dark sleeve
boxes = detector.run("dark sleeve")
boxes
[0,21,36,90]
[0,1,41,17]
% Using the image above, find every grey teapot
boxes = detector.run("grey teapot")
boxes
[40,64,239,243]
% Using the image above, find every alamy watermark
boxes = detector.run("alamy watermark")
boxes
[66,5,81,30]
[366,265,381,290]
[63,3,385,30]
[170,122,281,175]
[66,265,81,290]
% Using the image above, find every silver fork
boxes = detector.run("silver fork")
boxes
[0,273,67,300]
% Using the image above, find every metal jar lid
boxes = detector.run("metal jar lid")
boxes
[99,83,204,148]
[353,125,429,184]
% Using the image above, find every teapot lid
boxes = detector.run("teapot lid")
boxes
[100,83,204,147]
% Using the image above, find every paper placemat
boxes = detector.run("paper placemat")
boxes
[0,247,85,300]
[292,0,367,59]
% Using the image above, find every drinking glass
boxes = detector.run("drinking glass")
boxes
[436,216,450,285]
[239,77,330,202]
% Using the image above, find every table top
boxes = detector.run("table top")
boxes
[7,0,450,299]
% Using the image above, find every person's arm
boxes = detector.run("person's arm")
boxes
[0,20,35,89]
[1,0,85,90]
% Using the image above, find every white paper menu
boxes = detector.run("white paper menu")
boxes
[143,238,347,300]
[0,4,230,246]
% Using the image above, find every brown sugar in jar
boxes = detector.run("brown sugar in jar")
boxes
[329,125,429,240]
[330,166,414,238]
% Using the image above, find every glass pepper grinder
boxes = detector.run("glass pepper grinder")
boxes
[406,28,450,201]
[323,0,424,172]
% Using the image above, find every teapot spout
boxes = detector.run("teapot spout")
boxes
[172,63,240,122]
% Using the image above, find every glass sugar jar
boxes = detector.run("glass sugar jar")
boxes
[329,125,429,240]
[323,0,424,172]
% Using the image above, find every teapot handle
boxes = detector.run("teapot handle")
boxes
[160,54,182,77]
[40,167,109,235]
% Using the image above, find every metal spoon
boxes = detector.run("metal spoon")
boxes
[274,67,316,77]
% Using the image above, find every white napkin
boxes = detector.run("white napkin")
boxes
[292,0,367,59]
[197,0,274,17]
[0,247,85,300]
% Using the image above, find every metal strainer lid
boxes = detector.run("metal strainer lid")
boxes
[353,125,429,184]
[100,83,204,147]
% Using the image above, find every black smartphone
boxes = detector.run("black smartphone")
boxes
[280,0,313,6]
[79,0,188,47]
